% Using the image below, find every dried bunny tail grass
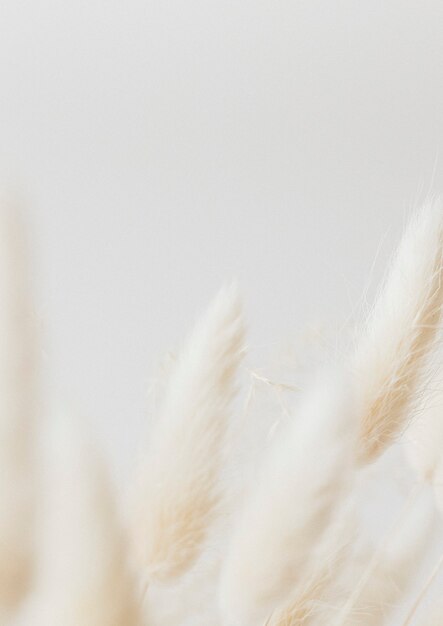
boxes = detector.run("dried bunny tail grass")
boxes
[146,350,177,417]
[330,488,434,626]
[130,283,245,584]
[143,548,221,626]
[27,410,142,626]
[403,363,443,483]
[430,454,443,517]
[402,550,443,626]
[266,501,358,626]
[0,196,38,612]
[354,199,443,464]
[218,372,357,626]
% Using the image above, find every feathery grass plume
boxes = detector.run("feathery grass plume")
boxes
[354,199,443,463]
[27,410,141,626]
[402,548,443,626]
[265,501,357,626]
[329,488,434,626]
[146,350,177,418]
[401,348,443,518]
[403,363,443,483]
[219,372,356,626]
[430,454,443,517]
[131,284,244,584]
[0,196,37,613]
[144,549,221,626]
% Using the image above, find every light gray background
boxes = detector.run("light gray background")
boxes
[1,0,442,483]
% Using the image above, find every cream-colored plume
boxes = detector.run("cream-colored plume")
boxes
[2,200,442,626]
[131,284,244,584]
[27,411,141,626]
[404,380,443,483]
[430,455,443,517]
[0,197,37,614]
[402,357,443,522]
[354,199,443,463]
[219,373,356,626]
[330,488,434,626]
[266,501,357,626]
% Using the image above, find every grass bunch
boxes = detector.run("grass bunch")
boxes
[2,198,443,626]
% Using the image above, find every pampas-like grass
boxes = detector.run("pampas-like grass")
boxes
[354,199,443,463]
[218,373,356,626]
[265,501,357,626]
[403,370,443,516]
[431,456,443,517]
[404,381,443,483]
[3,200,443,626]
[130,284,244,584]
[329,488,434,626]
[26,411,141,626]
[0,198,37,613]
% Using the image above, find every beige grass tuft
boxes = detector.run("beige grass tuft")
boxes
[131,284,244,584]
[330,488,434,626]
[265,501,357,626]
[26,411,141,626]
[2,201,443,626]
[0,197,38,613]
[354,199,443,463]
[404,383,443,483]
[219,373,356,626]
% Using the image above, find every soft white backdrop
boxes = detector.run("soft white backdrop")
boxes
[1,0,443,484]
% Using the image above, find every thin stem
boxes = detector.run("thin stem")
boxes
[330,483,422,626]
[402,550,443,626]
